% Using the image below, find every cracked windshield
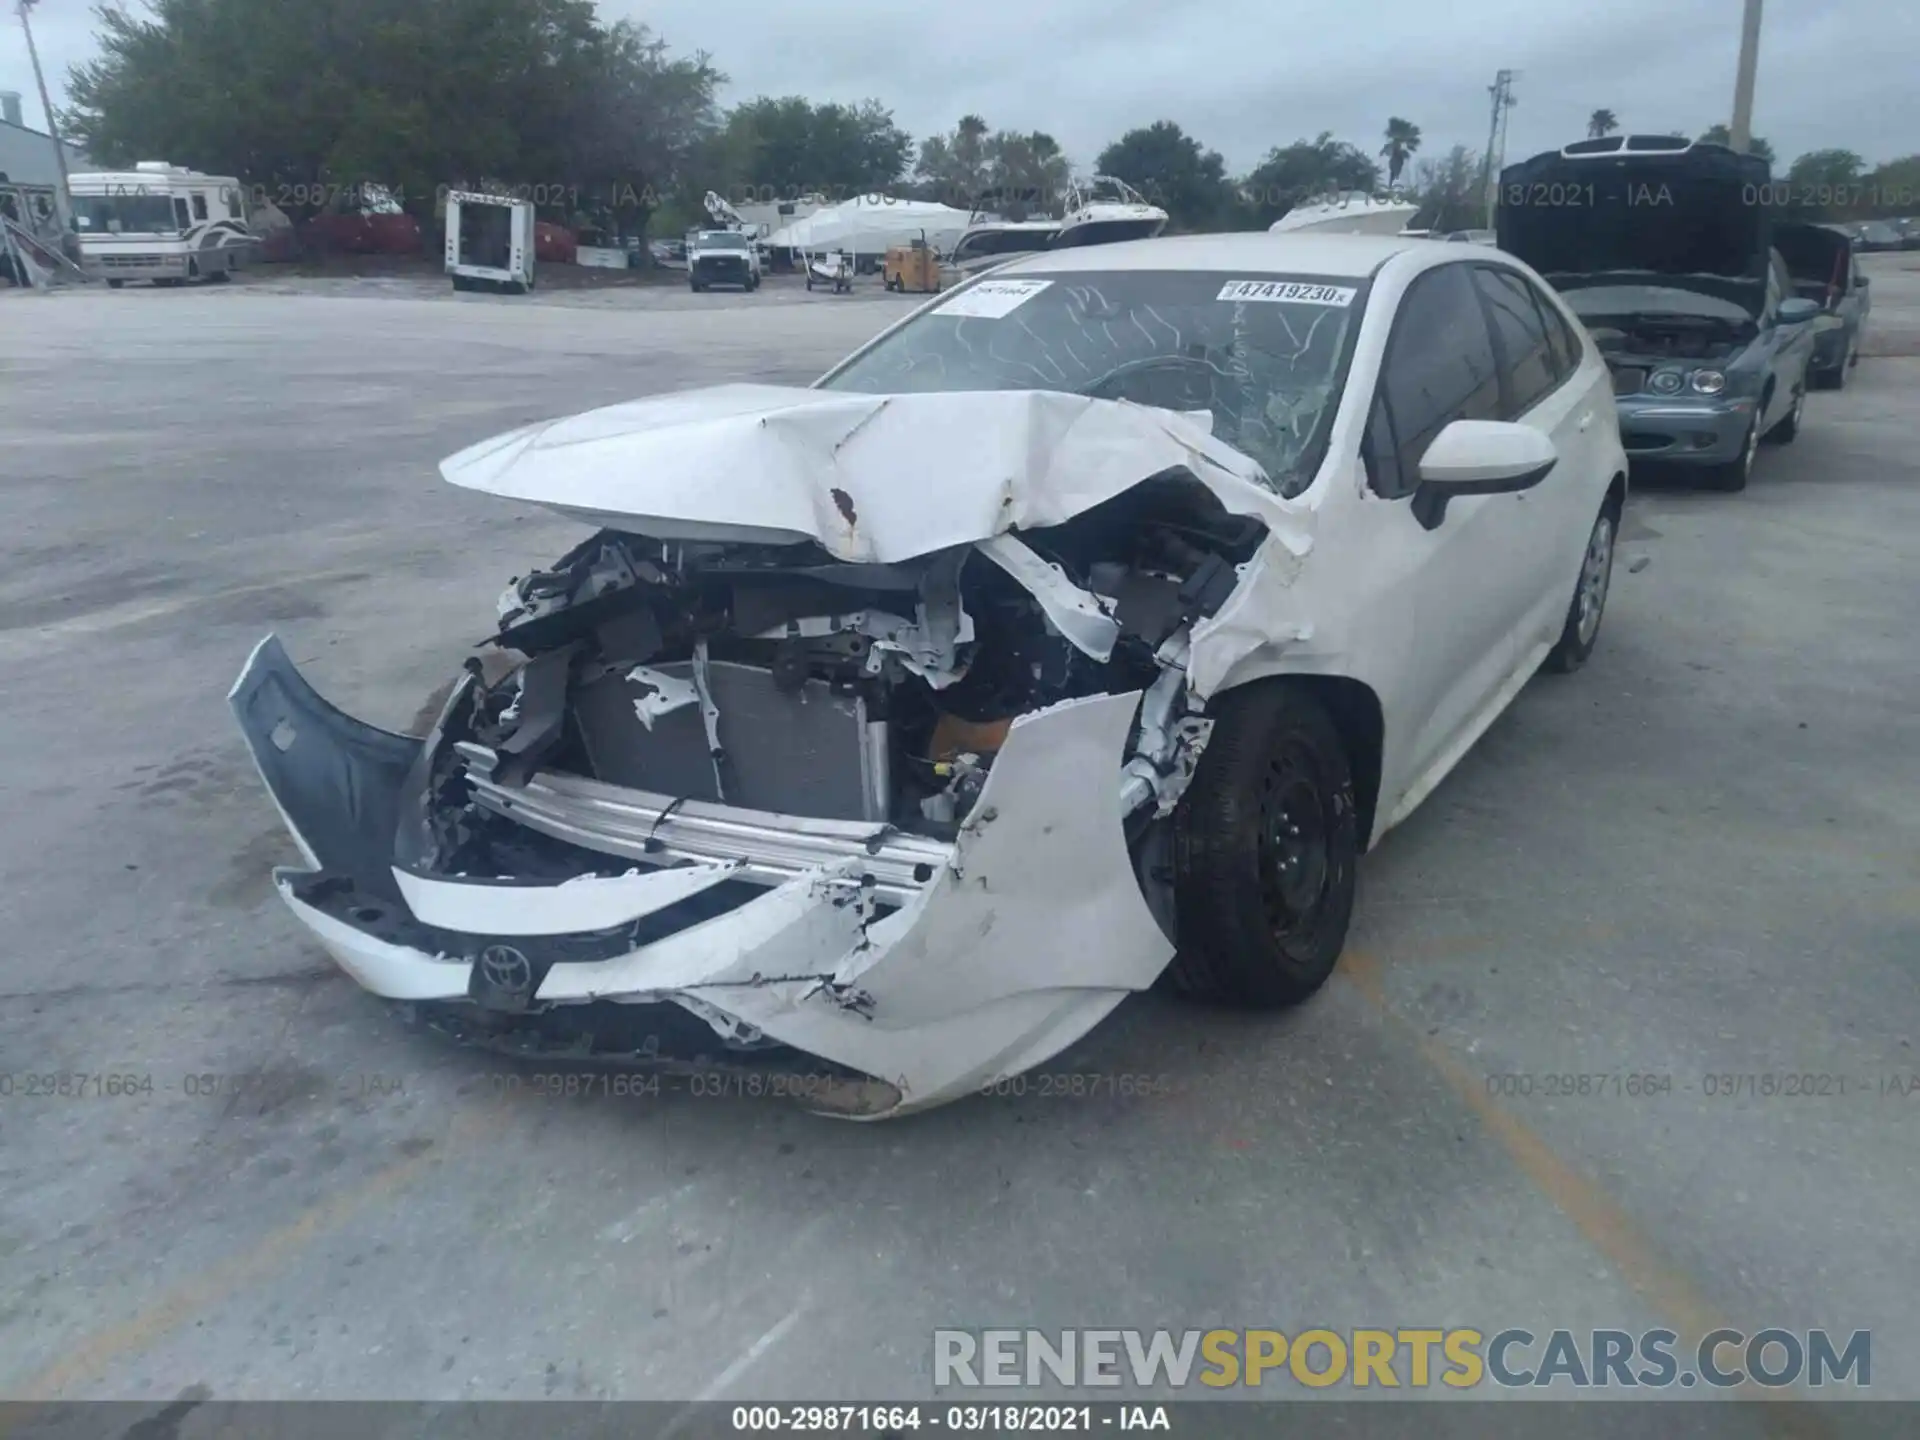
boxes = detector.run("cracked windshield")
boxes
[2,0,1914,1426]
[823,272,1359,492]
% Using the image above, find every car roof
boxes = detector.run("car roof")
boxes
[996,231,1428,280]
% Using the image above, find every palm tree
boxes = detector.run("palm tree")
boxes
[1380,118,1421,189]
[1699,123,1775,163]
[1587,109,1619,139]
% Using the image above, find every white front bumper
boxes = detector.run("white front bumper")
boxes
[231,636,1173,1117]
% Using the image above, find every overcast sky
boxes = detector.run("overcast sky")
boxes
[4,0,1913,176]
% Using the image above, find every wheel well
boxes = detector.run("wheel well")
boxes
[1605,471,1627,518]
[1273,675,1384,850]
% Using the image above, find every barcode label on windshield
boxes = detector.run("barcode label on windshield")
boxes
[1217,280,1357,306]
[935,279,1053,318]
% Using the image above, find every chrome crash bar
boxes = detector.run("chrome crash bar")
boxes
[456,743,951,907]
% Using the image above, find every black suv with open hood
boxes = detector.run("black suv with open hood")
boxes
[1497,136,1820,492]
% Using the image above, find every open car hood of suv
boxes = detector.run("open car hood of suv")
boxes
[438,384,1284,564]
[1497,144,1771,302]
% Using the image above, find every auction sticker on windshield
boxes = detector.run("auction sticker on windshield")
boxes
[936,279,1053,318]
[1217,280,1357,306]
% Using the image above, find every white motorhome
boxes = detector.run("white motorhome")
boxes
[68,161,255,286]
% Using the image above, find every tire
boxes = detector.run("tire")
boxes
[107,279,125,289]
[1701,416,1757,492]
[1764,385,1804,443]
[1167,682,1358,1008]
[1543,497,1619,674]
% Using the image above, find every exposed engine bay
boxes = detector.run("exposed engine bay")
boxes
[427,475,1259,879]
[1584,314,1750,365]
[231,384,1317,1117]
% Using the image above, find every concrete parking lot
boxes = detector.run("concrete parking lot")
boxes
[1,257,1916,1410]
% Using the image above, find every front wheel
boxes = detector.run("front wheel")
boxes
[1543,499,1618,674]
[1168,682,1358,1008]
[1701,417,1757,492]
[1765,385,1804,443]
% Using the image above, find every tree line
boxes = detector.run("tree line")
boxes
[62,0,1918,240]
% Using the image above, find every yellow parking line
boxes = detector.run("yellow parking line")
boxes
[1340,948,1836,1436]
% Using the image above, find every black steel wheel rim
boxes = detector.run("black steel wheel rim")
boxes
[1258,739,1332,941]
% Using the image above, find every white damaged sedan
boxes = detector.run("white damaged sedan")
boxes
[233,233,1628,1117]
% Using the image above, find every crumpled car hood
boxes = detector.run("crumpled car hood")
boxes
[439,383,1284,564]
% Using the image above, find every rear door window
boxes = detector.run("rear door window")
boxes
[1535,285,1585,377]
[1473,265,1559,416]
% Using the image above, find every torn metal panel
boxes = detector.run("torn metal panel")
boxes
[846,691,1171,1021]
[748,605,972,689]
[438,385,1294,562]
[1185,543,1317,700]
[681,691,1172,1113]
[973,534,1120,662]
[625,664,700,730]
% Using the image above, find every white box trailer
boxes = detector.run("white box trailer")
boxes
[445,191,534,293]
[68,161,256,286]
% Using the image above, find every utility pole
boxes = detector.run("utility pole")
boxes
[16,0,76,246]
[1481,69,1517,230]
[1728,0,1763,154]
